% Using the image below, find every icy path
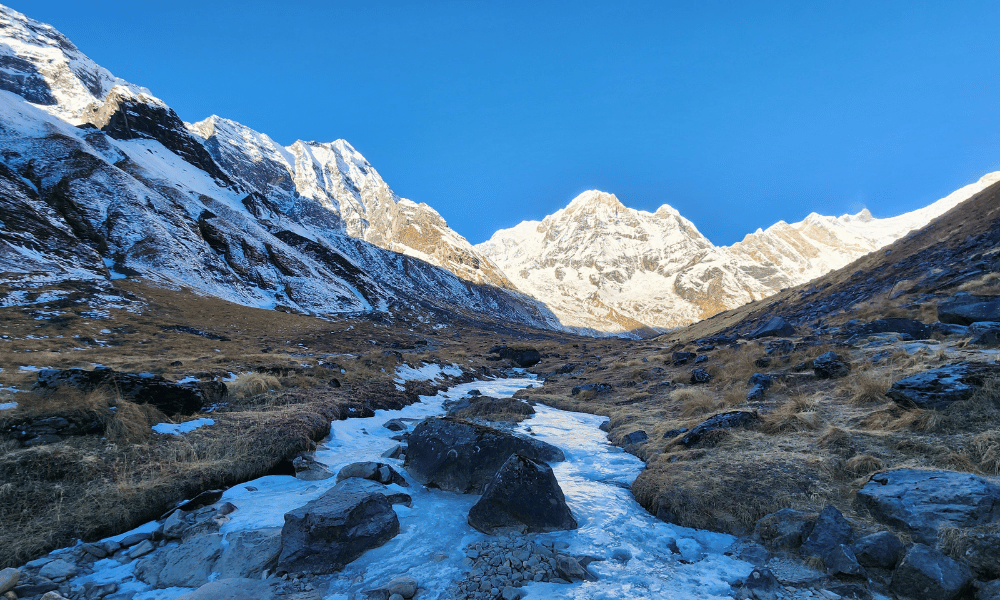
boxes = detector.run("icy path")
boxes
[66,375,752,599]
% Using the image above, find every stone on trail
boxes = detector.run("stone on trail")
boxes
[855,469,1000,544]
[468,453,577,535]
[277,478,399,574]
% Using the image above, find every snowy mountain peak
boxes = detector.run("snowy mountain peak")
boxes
[566,190,626,213]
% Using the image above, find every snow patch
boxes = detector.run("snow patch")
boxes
[151,419,215,436]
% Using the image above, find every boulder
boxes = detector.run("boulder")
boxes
[812,351,850,379]
[942,524,1000,579]
[825,544,864,577]
[447,396,535,422]
[753,508,816,552]
[382,418,409,432]
[292,454,334,481]
[404,417,564,494]
[854,318,931,339]
[851,531,902,569]
[31,367,219,415]
[748,317,795,339]
[37,560,76,581]
[621,430,648,445]
[976,580,1000,600]
[468,454,577,534]
[799,504,853,559]
[690,368,713,384]
[680,411,759,447]
[743,567,780,600]
[890,544,972,600]
[215,528,282,579]
[277,479,399,574]
[336,461,408,487]
[855,469,1000,544]
[489,345,541,368]
[174,578,277,600]
[571,382,612,396]
[672,351,697,365]
[0,569,19,595]
[938,293,1000,325]
[968,321,1000,347]
[746,373,775,402]
[334,477,412,507]
[135,533,223,588]
[885,362,1000,411]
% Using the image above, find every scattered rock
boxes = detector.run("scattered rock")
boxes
[938,293,1000,325]
[468,454,577,534]
[747,317,795,339]
[854,318,931,339]
[975,580,1000,600]
[571,382,612,395]
[825,544,865,577]
[621,430,648,445]
[856,469,1000,545]
[680,411,759,447]
[404,417,563,494]
[661,427,688,439]
[31,367,220,415]
[885,362,1000,410]
[336,461,408,487]
[292,454,334,480]
[672,351,697,365]
[382,418,409,432]
[890,543,972,600]
[690,368,712,384]
[812,352,850,379]
[37,559,76,581]
[743,567,780,600]
[941,524,1000,579]
[489,346,541,367]
[0,569,20,595]
[387,576,418,598]
[127,539,155,559]
[799,504,853,559]
[753,508,816,552]
[851,531,902,569]
[277,479,399,574]
[968,321,1000,347]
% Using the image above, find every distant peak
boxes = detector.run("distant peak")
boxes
[654,203,681,218]
[566,190,625,211]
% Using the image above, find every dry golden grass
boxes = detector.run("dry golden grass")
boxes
[672,387,723,418]
[957,271,1000,294]
[968,430,1000,475]
[843,370,891,405]
[227,372,282,399]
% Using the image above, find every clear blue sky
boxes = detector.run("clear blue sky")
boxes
[10,1,1000,245]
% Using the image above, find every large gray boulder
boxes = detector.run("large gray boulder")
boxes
[885,362,1000,411]
[752,508,816,552]
[799,505,853,559]
[404,417,564,494]
[215,528,282,579]
[277,479,399,574]
[467,454,577,534]
[855,469,1000,544]
[938,293,1000,325]
[851,531,902,569]
[890,544,971,600]
[336,461,408,487]
[135,533,223,588]
[748,316,795,339]
[812,352,850,379]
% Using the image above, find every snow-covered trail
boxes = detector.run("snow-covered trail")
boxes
[62,370,753,600]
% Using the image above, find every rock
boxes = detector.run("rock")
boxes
[813,352,850,379]
[800,504,853,559]
[447,395,535,422]
[136,533,223,588]
[288,454,333,480]
[968,321,1000,347]
[176,489,224,511]
[336,461,408,486]
[856,469,1000,544]
[31,367,215,415]
[39,593,68,600]
[622,430,648,445]
[571,382,612,395]
[680,411,759,447]
[162,509,191,539]
[174,578,277,600]
[938,293,1000,325]
[851,531,902,569]
[468,454,577,534]
[753,508,816,552]
[743,567,780,600]
[976,580,1000,600]
[672,351,697,365]
[944,524,1000,579]
[825,544,864,577]
[382,444,404,459]
[128,539,155,558]
[382,418,409,432]
[690,368,713,384]
[885,362,1000,410]
[277,479,399,574]
[748,317,795,339]
[489,345,541,367]
[890,543,972,600]
[501,586,524,600]
[854,318,931,339]
[387,576,418,598]
[553,554,591,581]
[404,417,563,494]
[37,560,76,581]
[215,527,282,579]
[661,427,688,439]
[335,477,413,507]
[0,569,20,595]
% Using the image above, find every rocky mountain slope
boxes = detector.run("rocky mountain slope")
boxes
[479,176,999,333]
[0,4,551,328]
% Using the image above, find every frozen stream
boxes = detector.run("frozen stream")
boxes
[63,374,752,600]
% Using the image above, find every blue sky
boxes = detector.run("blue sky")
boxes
[11,1,1000,245]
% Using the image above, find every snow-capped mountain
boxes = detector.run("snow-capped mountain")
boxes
[0,4,554,328]
[478,177,999,333]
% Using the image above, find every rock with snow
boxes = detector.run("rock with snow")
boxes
[277,479,399,574]
[135,533,223,588]
[885,363,1000,410]
[890,544,971,600]
[938,293,1000,325]
[468,454,577,534]
[855,469,1000,544]
[404,417,564,494]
